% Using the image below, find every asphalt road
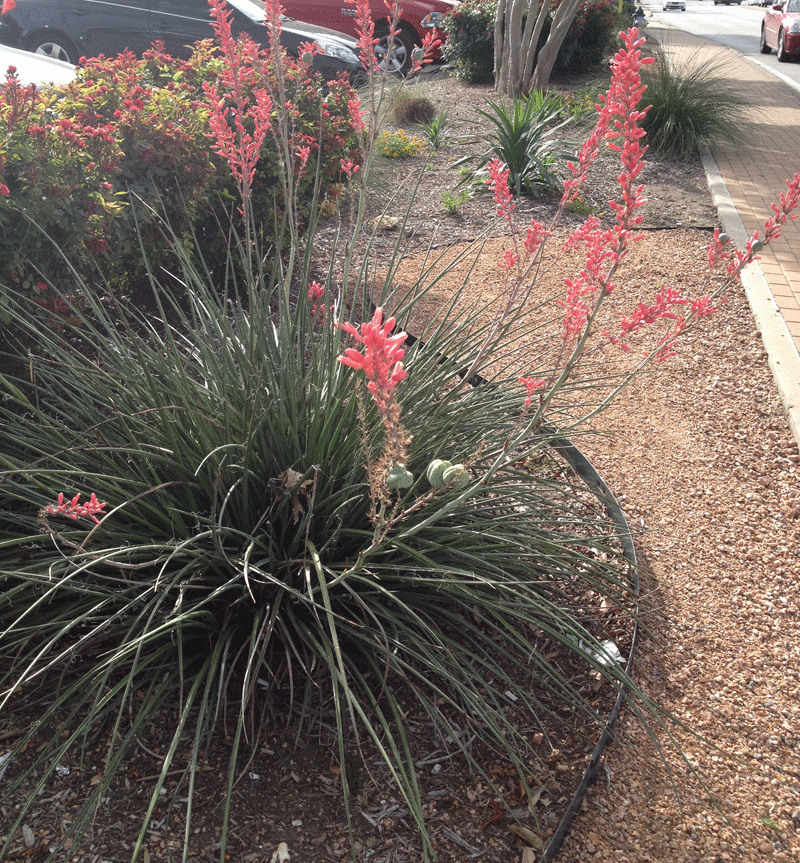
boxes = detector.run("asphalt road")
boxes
[646,0,800,90]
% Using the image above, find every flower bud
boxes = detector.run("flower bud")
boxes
[442,463,469,489]
[426,459,451,487]
[387,464,414,489]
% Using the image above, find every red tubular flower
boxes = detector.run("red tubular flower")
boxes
[355,0,378,70]
[204,0,273,208]
[307,280,326,317]
[45,492,107,524]
[409,31,441,75]
[486,158,515,223]
[519,376,545,408]
[339,307,407,415]
[348,97,365,132]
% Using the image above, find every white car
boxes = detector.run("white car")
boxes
[0,44,75,88]
[663,0,687,8]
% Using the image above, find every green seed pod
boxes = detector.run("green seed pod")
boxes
[301,51,314,65]
[411,47,424,63]
[751,240,764,253]
[387,464,414,489]
[442,463,469,489]
[426,459,451,487]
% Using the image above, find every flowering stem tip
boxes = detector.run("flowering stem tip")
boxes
[45,492,107,524]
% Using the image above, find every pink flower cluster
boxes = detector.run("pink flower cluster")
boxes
[308,280,326,317]
[204,0,273,201]
[557,30,654,341]
[339,307,407,415]
[709,173,800,277]
[519,376,545,408]
[45,492,107,524]
[487,158,515,224]
[355,0,378,70]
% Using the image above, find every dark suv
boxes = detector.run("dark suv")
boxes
[0,0,362,79]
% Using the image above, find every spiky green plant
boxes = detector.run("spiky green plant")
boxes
[639,50,749,160]
[456,92,573,198]
[420,109,450,149]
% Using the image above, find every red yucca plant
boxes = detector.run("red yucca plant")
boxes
[0,18,798,863]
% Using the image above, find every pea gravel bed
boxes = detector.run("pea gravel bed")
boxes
[559,272,800,862]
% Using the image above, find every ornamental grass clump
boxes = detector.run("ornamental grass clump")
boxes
[1,19,799,863]
[639,49,749,160]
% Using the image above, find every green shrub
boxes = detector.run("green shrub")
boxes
[0,42,362,327]
[0,72,123,319]
[639,51,748,160]
[442,0,497,84]
[443,0,620,85]
[1,26,776,863]
[554,0,619,74]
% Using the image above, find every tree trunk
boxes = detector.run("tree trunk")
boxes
[494,0,584,97]
[529,0,583,92]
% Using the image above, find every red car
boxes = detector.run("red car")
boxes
[282,0,457,73]
[760,0,800,61]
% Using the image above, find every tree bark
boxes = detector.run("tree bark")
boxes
[529,0,583,92]
[494,0,584,97]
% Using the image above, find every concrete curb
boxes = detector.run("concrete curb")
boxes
[702,147,800,447]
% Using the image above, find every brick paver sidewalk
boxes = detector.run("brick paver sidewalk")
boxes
[650,24,800,443]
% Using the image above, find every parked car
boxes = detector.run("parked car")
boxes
[663,0,686,8]
[282,0,457,73]
[0,0,362,80]
[714,0,741,5]
[761,0,800,59]
[0,41,74,86]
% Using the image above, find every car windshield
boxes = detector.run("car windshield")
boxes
[225,0,267,24]
[223,0,298,25]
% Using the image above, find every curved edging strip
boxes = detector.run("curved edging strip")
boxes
[395,323,641,861]
[539,438,639,863]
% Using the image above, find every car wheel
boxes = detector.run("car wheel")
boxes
[373,22,419,76]
[760,24,772,53]
[777,27,789,61]
[26,33,77,65]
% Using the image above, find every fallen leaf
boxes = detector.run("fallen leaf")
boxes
[521,848,537,863]
[278,469,313,524]
[371,215,400,231]
[508,824,543,849]
[270,842,290,863]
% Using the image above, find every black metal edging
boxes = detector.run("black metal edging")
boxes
[540,437,639,863]
[399,324,640,862]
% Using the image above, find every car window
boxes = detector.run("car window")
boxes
[78,0,153,57]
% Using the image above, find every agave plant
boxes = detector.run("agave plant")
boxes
[456,91,573,198]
